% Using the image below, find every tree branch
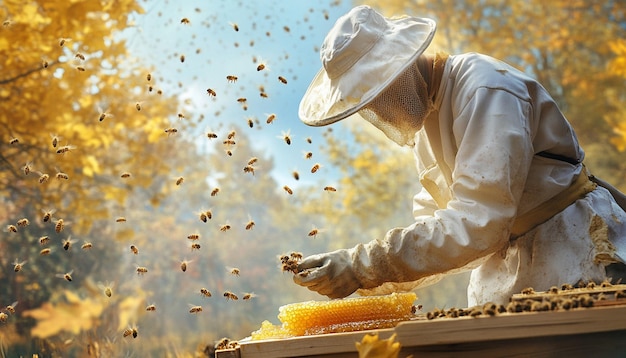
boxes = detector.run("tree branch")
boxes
[0,61,59,86]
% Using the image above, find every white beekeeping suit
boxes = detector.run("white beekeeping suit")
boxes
[294,5,626,305]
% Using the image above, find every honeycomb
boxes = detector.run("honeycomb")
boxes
[251,292,417,340]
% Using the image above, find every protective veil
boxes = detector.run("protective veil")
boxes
[359,59,433,146]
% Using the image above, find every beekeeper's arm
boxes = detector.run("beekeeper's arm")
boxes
[294,88,535,298]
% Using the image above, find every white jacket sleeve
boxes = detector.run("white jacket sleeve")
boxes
[353,87,535,293]
[412,186,439,217]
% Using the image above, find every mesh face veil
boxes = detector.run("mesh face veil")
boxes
[359,58,433,146]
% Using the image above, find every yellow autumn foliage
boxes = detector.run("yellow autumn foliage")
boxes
[22,290,104,339]
[0,0,181,234]
[356,333,401,358]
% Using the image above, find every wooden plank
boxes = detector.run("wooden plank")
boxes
[230,305,626,358]
[393,305,626,346]
[238,329,396,358]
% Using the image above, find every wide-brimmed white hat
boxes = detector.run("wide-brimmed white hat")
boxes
[299,5,436,127]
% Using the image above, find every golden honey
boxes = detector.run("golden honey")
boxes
[251,292,417,340]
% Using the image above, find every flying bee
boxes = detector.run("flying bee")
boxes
[55,219,65,233]
[180,54,185,63]
[7,225,17,233]
[0,312,7,323]
[245,217,255,230]
[279,130,292,145]
[81,242,92,250]
[180,259,192,272]
[266,113,276,124]
[247,117,254,128]
[278,76,287,84]
[225,149,233,156]
[74,53,86,61]
[99,282,114,297]
[175,177,184,186]
[242,293,256,300]
[13,260,26,272]
[306,137,313,144]
[226,75,238,83]
[180,17,190,24]
[228,267,240,276]
[136,266,148,275]
[290,251,303,260]
[6,301,18,314]
[206,88,216,97]
[292,170,300,180]
[243,165,256,175]
[190,243,201,251]
[55,171,69,180]
[259,92,268,98]
[120,172,131,178]
[189,305,203,314]
[311,163,321,173]
[164,128,178,135]
[256,63,266,71]
[199,211,209,223]
[16,218,29,227]
[130,245,138,255]
[135,102,142,111]
[183,231,200,241]
[237,97,247,104]
[59,37,70,46]
[123,326,138,338]
[98,108,113,122]
[39,236,50,245]
[230,22,239,31]
[56,144,76,154]
[211,188,220,197]
[40,248,52,256]
[223,291,238,300]
[146,73,152,81]
[223,139,236,146]
[220,224,231,232]
[177,112,185,120]
[308,225,324,239]
[206,130,218,139]
[50,133,61,148]
[9,137,19,145]
[38,172,50,184]
[324,186,337,192]
[283,185,293,195]
[42,209,56,223]
[200,288,212,297]
[304,151,313,160]
[75,66,86,72]
[145,304,156,312]
[57,270,73,282]
[62,236,77,251]
[283,25,290,32]
[22,162,33,175]
[227,130,236,140]
[115,217,127,223]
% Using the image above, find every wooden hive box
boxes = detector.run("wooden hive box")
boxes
[217,284,626,358]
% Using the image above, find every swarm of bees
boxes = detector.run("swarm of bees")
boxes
[280,252,303,274]
[1,2,346,351]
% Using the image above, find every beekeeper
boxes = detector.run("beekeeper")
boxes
[294,5,626,306]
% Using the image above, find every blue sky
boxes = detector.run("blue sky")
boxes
[121,0,358,186]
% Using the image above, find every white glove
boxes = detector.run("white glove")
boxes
[293,248,360,299]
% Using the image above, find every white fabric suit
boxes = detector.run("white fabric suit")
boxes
[352,53,626,305]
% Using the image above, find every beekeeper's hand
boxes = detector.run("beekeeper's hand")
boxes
[293,248,360,299]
